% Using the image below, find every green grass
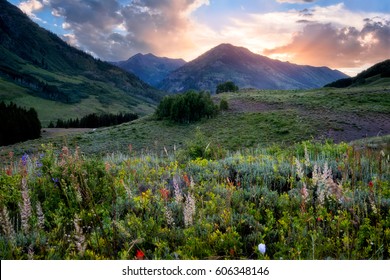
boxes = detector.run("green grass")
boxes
[1,85,389,158]
[0,109,318,158]
[224,86,390,114]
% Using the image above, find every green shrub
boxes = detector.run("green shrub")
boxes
[216,81,239,94]
[219,98,229,111]
[155,90,218,123]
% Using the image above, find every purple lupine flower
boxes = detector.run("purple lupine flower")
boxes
[52,178,59,187]
[21,153,29,166]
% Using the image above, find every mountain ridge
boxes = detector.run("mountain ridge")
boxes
[325,59,390,88]
[112,53,186,87]
[159,43,348,93]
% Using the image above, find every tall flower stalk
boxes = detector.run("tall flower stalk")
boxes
[19,178,32,234]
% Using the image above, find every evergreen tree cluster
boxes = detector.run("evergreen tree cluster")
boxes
[50,112,138,128]
[216,81,239,94]
[155,90,218,123]
[0,102,41,146]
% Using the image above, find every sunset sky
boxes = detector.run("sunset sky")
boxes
[9,0,390,75]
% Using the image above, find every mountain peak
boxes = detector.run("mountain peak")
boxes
[159,43,348,93]
[113,53,186,87]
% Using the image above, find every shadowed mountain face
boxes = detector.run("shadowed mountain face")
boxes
[159,43,349,93]
[0,0,162,112]
[112,53,186,87]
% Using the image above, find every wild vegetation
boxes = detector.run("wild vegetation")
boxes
[0,139,389,260]
[0,78,389,260]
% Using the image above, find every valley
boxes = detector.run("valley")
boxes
[0,0,389,262]
[2,85,389,158]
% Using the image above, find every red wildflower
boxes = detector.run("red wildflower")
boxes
[135,249,145,260]
[160,188,170,201]
[368,181,374,191]
[183,174,191,187]
[317,217,323,222]
[6,168,12,176]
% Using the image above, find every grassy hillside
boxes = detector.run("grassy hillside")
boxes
[325,59,390,88]
[1,85,389,158]
[0,0,162,126]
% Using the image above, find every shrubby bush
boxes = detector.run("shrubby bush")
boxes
[219,98,229,111]
[155,90,218,123]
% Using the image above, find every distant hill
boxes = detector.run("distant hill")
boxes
[324,59,390,88]
[159,43,348,93]
[0,0,162,125]
[112,53,186,87]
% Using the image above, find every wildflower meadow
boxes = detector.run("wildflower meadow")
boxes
[0,140,389,260]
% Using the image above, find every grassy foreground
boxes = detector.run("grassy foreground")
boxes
[0,140,389,259]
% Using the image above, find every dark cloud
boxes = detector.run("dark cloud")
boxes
[46,0,127,59]
[296,19,313,24]
[264,18,390,68]
[299,8,314,17]
[40,0,204,60]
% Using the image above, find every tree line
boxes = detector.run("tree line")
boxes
[0,101,41,146]
[155,90,218,123]
[49,112,139,128]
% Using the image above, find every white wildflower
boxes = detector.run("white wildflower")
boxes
[184,193,196,227]
[36,201,45,230]
[173,176,183,204]
[304,144,311,167]
[74,215,86,257]
[0,205,15,237]
[19,178,32,234]
[164,205,175,227]
[295,158,304,179]
[258,243,266,255]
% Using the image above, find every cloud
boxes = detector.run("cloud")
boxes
[264,18,390,68]
[18,0,44,16]
[17,0,389,73]
[119,0,211,59]
[34,0,209,61]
